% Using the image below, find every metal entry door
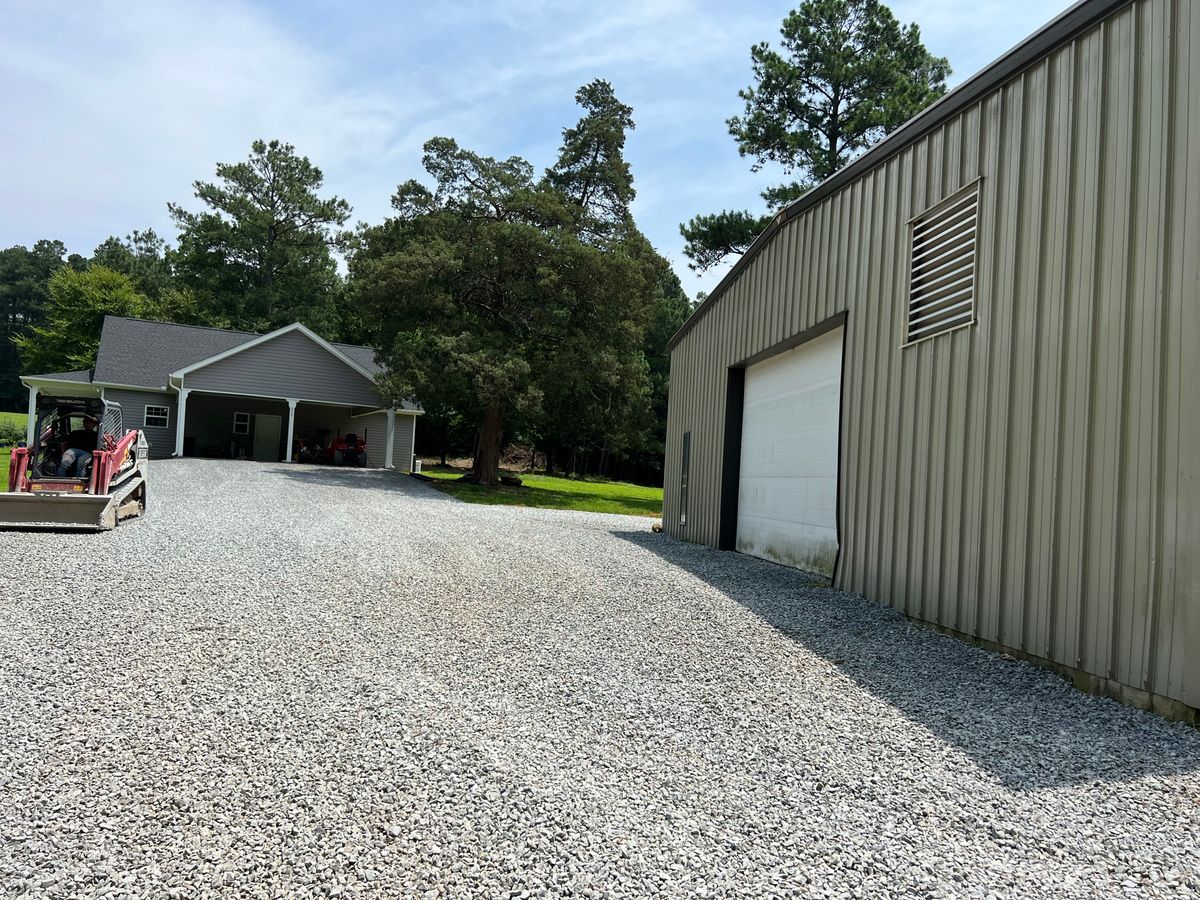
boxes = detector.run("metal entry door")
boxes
[252,414,282,462]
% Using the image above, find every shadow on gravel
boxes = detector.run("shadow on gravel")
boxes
[615,529,1200,791]
[275,466,457,500]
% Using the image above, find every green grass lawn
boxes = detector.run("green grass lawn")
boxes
[0,411,25,492]
[423,466,662,517]
[0,411,26,432]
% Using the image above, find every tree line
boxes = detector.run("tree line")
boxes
[2,0,947,486]
[1,90,694,486]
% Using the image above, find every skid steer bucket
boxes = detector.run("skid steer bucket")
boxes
[0,491,127,530]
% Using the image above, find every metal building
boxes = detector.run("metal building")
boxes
[663,0,1199,719]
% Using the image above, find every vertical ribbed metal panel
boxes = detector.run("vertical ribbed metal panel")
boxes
[662,0,1199,709]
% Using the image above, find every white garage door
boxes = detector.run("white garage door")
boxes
[736,326,844,576]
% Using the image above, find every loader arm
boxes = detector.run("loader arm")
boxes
[90,428,140,496]
[8,446,30,493]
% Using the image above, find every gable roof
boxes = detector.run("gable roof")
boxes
[668,0,1131,351]
[171,322,378,384]
[86,317,382,389]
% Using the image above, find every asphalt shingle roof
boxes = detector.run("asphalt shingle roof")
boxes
[92,318,256,388]
[25,317,416,409]
[29,369,95,383]
[80,317,383,389]
[331,342,382,377]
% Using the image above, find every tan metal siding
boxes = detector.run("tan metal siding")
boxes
[663,0,1199,710]
[184,330,382,407]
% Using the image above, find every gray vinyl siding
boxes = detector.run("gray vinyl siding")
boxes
[104,388,176,459]
[392,414,417,473]
[664,0,1199,712]
[184,330,382,407]
[292,405,416,471]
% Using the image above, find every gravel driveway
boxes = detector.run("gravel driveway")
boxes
[1,460,1198,898]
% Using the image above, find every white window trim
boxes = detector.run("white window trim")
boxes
[144,405,170,428]
[233,412,250,435]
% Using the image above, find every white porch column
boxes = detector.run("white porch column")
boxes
[284,400,298,462]
[409,412,417,473]
[24,384,37,445]
[385,407,396,469]
[174,388,191,457]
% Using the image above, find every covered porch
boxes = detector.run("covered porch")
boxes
[174,390,414,470]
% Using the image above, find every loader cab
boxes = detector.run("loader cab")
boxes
[28,397,124,481]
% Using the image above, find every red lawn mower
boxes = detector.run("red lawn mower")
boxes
[295,428,369,467]
[325,430,368,467]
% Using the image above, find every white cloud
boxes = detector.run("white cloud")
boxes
[0,0,1076,301]
[0,0,402,253]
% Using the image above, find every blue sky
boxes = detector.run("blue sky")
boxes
[0,0,1074,296]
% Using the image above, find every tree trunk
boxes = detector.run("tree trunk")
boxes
[472,403,503,486]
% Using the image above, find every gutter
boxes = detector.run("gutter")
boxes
[667,0,1133,352]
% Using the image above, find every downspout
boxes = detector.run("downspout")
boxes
[169,374,188,458]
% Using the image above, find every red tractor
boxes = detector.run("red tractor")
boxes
[1,396,149,530]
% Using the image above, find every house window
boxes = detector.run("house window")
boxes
[906,180,980,344]
[144,405,169,428]
[679,431,691,527]
[233,412,250,435]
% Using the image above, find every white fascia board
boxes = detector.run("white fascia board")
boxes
[20,376,102,394]
[93,381,173,392]
[176,385,381,407]
[169,322,379,384]
[350,406,424,418]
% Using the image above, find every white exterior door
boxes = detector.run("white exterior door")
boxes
[736,326,844,576]
[252,414,282,462]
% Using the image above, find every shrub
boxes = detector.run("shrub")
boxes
[0,419,26,447]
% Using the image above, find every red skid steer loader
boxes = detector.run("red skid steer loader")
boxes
[1,397,149,530]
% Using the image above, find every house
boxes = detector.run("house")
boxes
[20,317,420,470]
[663,0,1198,719]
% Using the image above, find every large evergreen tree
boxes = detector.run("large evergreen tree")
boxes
[681,0,949,271]
[532,79,668,475]
[352,136,657,486]
[543,79,637,244]
[169,139,351,336]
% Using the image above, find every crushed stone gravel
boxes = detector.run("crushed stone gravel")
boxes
[1,459,1198,898]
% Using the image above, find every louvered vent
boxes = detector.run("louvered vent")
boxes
[907,183,979,343]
